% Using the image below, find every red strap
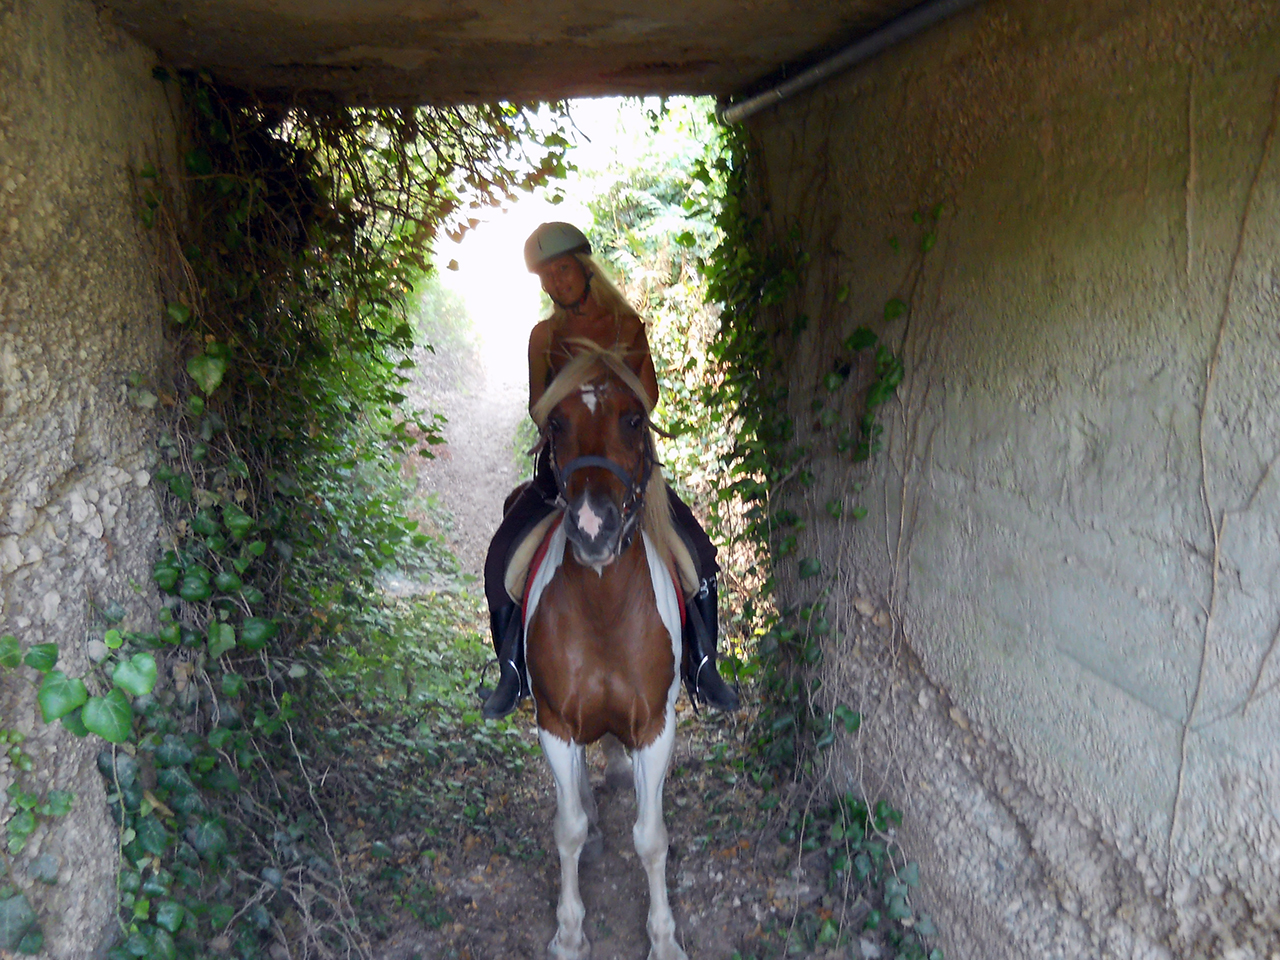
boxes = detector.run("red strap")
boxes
[673,570,686,629]
[522,514,564,619]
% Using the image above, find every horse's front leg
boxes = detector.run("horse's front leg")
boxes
[539,729,592,960]
[632,708,688,960]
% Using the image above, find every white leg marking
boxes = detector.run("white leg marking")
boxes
[632,709,688,960]
[540,731,592,960]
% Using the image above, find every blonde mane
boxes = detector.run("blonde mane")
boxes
[530,344,676,574]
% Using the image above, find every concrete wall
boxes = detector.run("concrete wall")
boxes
[0,0,174,953]
[747,0,1280,956]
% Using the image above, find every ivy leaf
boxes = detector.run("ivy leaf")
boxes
[0,636,20,669]
[37,671,89,722]
[798,557,822,579]
[23,644,58,673]
[44,791,74,817]
[149,927,177,960]
[61,708,89,738]
[154,900,184,934]
[887,893,913,920]
[883,298,908,322]
[186,353,228,395]
[207,623,236,659]
[166,303,192,325]
[239,618,277,652]
[28,854,59,885]
[0,892,36,950]
[112,654,158,698]
[179,575,213,603]
[168,474,194,502]
[843,326,878,351]
[16,927,43,954]
[184,149,213,176]
[136,816,172,856]
[222,504,254,540]
[82,689,133,743]
[186,820,228,860]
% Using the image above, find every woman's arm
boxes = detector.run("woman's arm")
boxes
[528,320,552,413]
[628,320,660,409]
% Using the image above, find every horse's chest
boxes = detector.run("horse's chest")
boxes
[528,577,676,749]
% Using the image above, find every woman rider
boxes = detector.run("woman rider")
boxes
[480,221,739,718]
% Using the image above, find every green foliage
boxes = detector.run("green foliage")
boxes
[691,112,940,958]
[0,71,572,958]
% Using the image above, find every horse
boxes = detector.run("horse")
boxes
[521,346,689,960]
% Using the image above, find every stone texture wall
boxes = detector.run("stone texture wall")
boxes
[746,0,1280,956]
[0,0,175,953]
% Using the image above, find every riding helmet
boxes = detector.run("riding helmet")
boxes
[524,222,592,272]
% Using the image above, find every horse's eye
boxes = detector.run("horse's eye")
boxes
[623,413,644,432]
[547,415,566,435]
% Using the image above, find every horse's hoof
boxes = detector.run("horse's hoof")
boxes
[548,933,591,960]
[580,830,604,866]
[646,942,688,960]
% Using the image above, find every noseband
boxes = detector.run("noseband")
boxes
[549,430,653,554]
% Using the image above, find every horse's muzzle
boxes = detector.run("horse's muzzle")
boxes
[563,491,624,567]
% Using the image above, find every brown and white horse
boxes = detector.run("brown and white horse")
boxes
[523,347,688,960]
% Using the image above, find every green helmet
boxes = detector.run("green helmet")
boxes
[524,222,592,272]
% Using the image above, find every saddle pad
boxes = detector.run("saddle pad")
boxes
[504,510,563,603]
[523,525,684,665]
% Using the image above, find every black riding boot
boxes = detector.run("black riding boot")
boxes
[683,576,740,711]
[481,602,527,719]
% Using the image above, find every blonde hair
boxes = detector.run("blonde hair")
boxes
[547,254,642,327]
[530,344,676,574]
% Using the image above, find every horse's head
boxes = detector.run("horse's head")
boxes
[535,350,655,569]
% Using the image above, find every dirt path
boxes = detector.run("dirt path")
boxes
[372,709,831,960]
[405,335,527,583]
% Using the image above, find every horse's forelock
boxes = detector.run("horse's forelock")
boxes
[531,341,652,429]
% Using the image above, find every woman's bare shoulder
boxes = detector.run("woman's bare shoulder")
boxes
[528,318,552,351]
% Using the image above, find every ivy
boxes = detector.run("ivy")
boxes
[696,117,941,959]
[1,68,572,957]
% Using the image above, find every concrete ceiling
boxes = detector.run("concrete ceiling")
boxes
[101,0,921,105]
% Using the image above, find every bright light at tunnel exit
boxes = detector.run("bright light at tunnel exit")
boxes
[429,97,635,390]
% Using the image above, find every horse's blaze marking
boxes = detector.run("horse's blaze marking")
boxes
[580,383,599,413]
[577,499,604,538]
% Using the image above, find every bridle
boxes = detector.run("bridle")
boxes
[546,400,654,554]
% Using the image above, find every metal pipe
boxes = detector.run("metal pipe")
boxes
[717,0,984,124]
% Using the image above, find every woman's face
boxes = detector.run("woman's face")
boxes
[537,255,589,307]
